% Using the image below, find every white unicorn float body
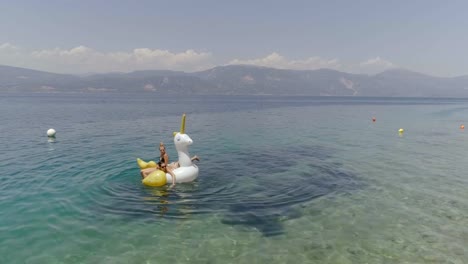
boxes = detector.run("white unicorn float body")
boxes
[138,114,199,186]
[166,131,199,183]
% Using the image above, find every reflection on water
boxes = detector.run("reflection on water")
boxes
[143,189,170,217]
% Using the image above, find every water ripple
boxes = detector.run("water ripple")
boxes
[80,144,362,236]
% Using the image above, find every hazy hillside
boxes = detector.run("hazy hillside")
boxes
[0,65,81,93]
[1,64,468,97]
[195,65,366,96]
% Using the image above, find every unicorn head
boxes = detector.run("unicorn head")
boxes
[173,114,194,167]
[174,133,193,148]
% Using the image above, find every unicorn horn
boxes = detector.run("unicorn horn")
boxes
[180,113,186,134]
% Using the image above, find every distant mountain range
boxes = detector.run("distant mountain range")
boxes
[1,64,468,97]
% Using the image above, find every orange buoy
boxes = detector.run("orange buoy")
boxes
[461,124,465,129]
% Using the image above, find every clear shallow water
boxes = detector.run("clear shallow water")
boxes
[1,94,468,263]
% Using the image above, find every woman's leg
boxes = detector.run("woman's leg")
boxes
[141,168,157,179]
[168,162,179,169]
[165,168,176,187]
[168,156,198,169]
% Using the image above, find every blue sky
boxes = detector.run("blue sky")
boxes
[1,0,467,76]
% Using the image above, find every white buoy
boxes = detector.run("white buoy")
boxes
[47,128,56,137]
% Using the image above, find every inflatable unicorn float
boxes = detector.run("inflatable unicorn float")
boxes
[137,114,199,186]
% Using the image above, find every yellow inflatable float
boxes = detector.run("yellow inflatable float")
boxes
[142,170,167,187]
[137,158,157,169]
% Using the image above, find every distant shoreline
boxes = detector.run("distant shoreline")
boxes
[2,92,468,101]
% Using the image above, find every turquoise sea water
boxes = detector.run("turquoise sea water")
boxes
[1,94,468,263]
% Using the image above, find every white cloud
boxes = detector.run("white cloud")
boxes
[0,42,401,75]
[0,43,25,68]
[1,43,214,73]
[32,45,94,57]
[0,42,19,51]
[360,57,395,68]
[128,48,212,70]
[357,57,396,74]
[229,52,342,70]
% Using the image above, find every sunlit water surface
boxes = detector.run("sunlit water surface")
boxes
[1,94,468,263]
